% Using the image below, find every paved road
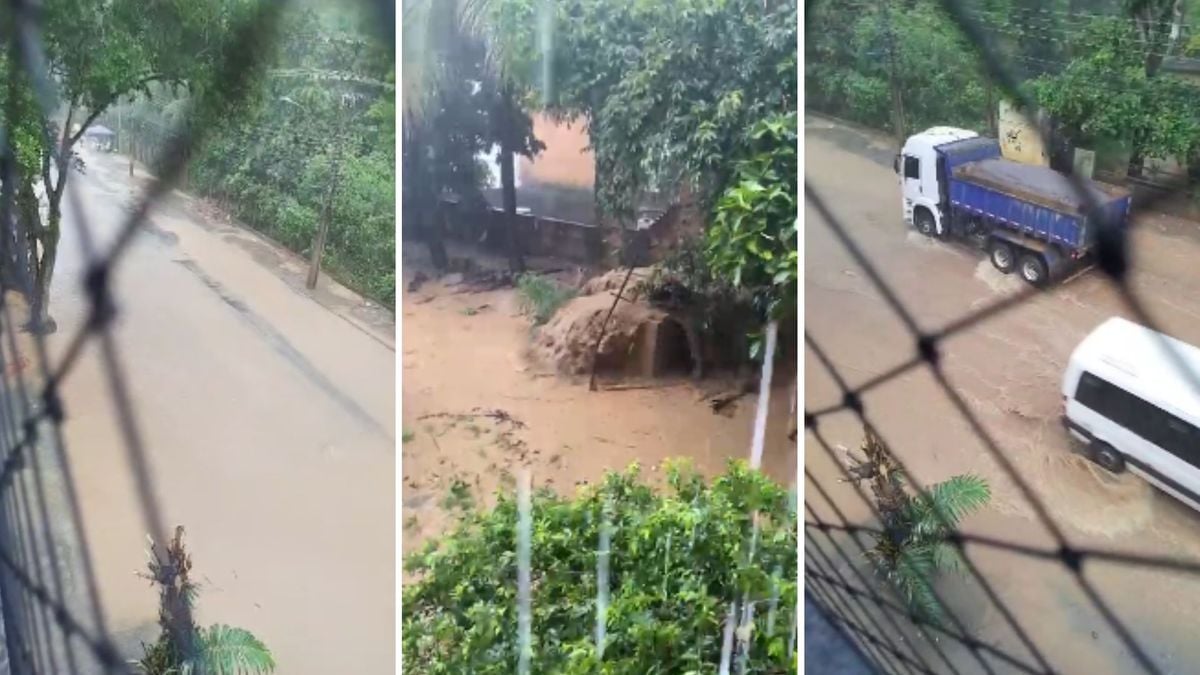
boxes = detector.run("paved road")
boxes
[806,115,1200,674]
[44,149,395,673]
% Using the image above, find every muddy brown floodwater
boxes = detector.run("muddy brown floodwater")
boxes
[47,149,395,674]
[806,114,1200,673]
[400,265,797,558]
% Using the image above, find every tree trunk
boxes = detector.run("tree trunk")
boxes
[429,202,449,271]
[500,87,525,273]
[984,79,997,137]
[31,218,58,334]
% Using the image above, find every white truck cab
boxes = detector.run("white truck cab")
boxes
[895,127,978,236]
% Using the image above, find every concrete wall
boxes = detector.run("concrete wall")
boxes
[998,100,1049,166]
[442,201,608,265]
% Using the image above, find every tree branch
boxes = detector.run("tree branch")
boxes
[67,73,167,147]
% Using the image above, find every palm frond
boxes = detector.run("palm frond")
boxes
[189,625,276,675]
[931,542,965,576]
[908,474,991,539]
[891,544,945,625]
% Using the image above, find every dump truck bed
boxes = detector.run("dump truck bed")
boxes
[953,159,1129,214]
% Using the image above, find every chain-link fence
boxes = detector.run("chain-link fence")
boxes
[0,0,391,673]
[805,1,1200,674]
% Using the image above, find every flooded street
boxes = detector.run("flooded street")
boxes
[46,149,395,673]
[806,115,1200,673]
[400,267,797,556]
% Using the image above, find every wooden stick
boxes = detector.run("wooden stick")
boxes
[588,265,635,391]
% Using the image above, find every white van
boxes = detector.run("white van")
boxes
[1062,317,1200,513]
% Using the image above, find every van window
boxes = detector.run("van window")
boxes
[1075,371,1200,467]
[904,156,920,180]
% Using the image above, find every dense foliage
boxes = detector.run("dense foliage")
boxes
[481,0,798,329]
[807,0,1200,176]
[492,0,795,221]
[1033,15,1200,165]
[705,113,797,322]
[109,1,396,306]
[403,461,798,673]
[401,0,543,272]
[0,0,262,328]
[807,0,993,135]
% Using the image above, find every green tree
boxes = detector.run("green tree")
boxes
[489,0,797,362]
[844,429,991,626]
[111,2,397,306]
[1033,16,1200,172]
[402,0,542,274]
[0,0,256,332]
[497,0,796,221]
[807,0,992,135]
[705,112,797,324]
[403,461,797,673]
[137,527,275,675]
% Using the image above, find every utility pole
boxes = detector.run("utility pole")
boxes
[306,101,347,290]
[882,0,906,146]
[117,105,133,176]
[307,157,342,289]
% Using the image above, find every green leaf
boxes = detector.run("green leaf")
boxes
[192,624,276,675]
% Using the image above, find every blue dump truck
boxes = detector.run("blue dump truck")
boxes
[896,127,1132,286]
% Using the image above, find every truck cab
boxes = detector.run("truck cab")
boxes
[895,127,979,236]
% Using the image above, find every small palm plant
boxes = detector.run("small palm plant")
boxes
[135,526,275,675]
[845,428,991,626]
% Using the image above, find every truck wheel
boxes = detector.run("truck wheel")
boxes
[989,241,1016,274]
[1019,252,1049,287]
[914,209,935,237]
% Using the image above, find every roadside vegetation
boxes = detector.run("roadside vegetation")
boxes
[403,461,797,672]
[807,0,1200,183]
[103,0,396,308]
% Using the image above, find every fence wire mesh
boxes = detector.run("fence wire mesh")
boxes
[805,1,1200,674]
[0,0,390,673]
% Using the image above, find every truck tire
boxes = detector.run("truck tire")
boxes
[914,208,936,237]
[989,240,1016,274]
[1019,251,1049,287]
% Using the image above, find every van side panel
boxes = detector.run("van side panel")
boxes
[1064,370,1200,509]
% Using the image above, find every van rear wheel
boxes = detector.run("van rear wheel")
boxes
[1090,442,1126,474]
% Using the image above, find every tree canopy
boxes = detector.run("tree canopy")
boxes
[807,0,1200,173]
[490,0,796,220]
[109,1,396,306]
[0,0,279,327]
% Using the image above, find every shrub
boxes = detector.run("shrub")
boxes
[403,461,797,674]
[516,273,575,325]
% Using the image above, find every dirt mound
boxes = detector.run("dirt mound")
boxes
[532,290,665,375]
[578,267,654,301]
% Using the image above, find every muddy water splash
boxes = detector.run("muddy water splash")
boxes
[1025,444,1155,538]
[973,259,1025,296]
